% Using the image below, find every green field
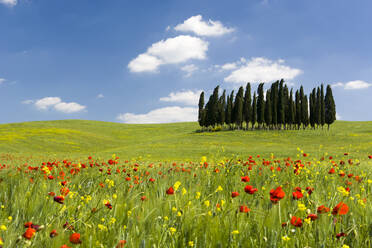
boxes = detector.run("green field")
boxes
[0,120,371,161]
[0,120,371,247]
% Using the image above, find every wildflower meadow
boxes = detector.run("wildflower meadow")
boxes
[0,147,371,247]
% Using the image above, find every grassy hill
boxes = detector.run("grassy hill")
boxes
[0,120,371,161]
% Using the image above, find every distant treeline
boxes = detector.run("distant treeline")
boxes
[198,79,336,131]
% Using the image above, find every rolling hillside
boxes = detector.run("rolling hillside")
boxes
[0,120,371,161]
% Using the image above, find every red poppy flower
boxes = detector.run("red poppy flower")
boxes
[105,202,113,209]
[270,186,285,203]
[306,186,314,195]
[69,233,82,244]
[54,196,64,204]
[332,202,349,215]
[60,245,72,248]
[166,187,174,195]
[48,175,54,180]
[231,191,239,198]
[336,232,347,239]
[244,185,258,194]
[368,155,372,159]
[60,187,70,196]
[239,205,250,213]
[307,214,318,221]
[292,191,303,200]
[23,228,36,240]
[116,240,127,248]
[50,229,58,238]
[328,168,335,174]
[317,205,330,214]
[141,196,146,201]
[290,216,302,227]
[241,176,250,182]
[149,178,155,182]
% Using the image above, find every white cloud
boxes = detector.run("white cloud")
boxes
[332,80,372,90]
[0,78,5,84]
[160,90,202,106]
[336,113,341,120]
[128,35,208,73]
[117,106,197,124]
[128,54,163,73]
[54,102,86,113]
[221,63,238,71]
[25,97,86,113]
[35,97,62,110]
[0,0,17,7]
[224,57,302,84]
[181,64,198,77]
[174,15,234,37]
[97,93,104,99]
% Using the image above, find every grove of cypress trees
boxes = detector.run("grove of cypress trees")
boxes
[206,86,219,127]
[257,83,265,129]
[325,84,336,130]
[243,83,252,130]
[252,92,257,130]
[265,89,272,129]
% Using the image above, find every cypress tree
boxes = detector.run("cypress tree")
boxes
[325,84,336,130]
[288,89,294,129]
[320,84,326,128]
[265,89,272,129]
[302,94,309,129]
[225,95,231,126]
[257,83,265,129]
[252,93,257,130]
[233,87,244,129]
[227,91,234,129]
[315,87,321,128]
[277,79,285,129]
[283,85,289,129]
[271,81,278,128]
[243,83,252,130]
[206,86,219,127]
[218,90,226,126]
[198,91,205,128]
[309,89,316,129]
[295,90,301,129]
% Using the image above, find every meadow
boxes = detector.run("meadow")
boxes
[0,120,371,247]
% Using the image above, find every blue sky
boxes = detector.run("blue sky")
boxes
[1,0,371,123]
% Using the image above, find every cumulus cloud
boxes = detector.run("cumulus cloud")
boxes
[332,80,372,90]
[181,64,198,77]
[0,0,17,7]
[174,15,234,37]
[160,90,202,106]
[128,35,208,73]
[336,113,342,120]
[117,106,197,124]
[97,93,104,99]
[224,57,302,84]
[0,78,5,84]
[23,97,86,113]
